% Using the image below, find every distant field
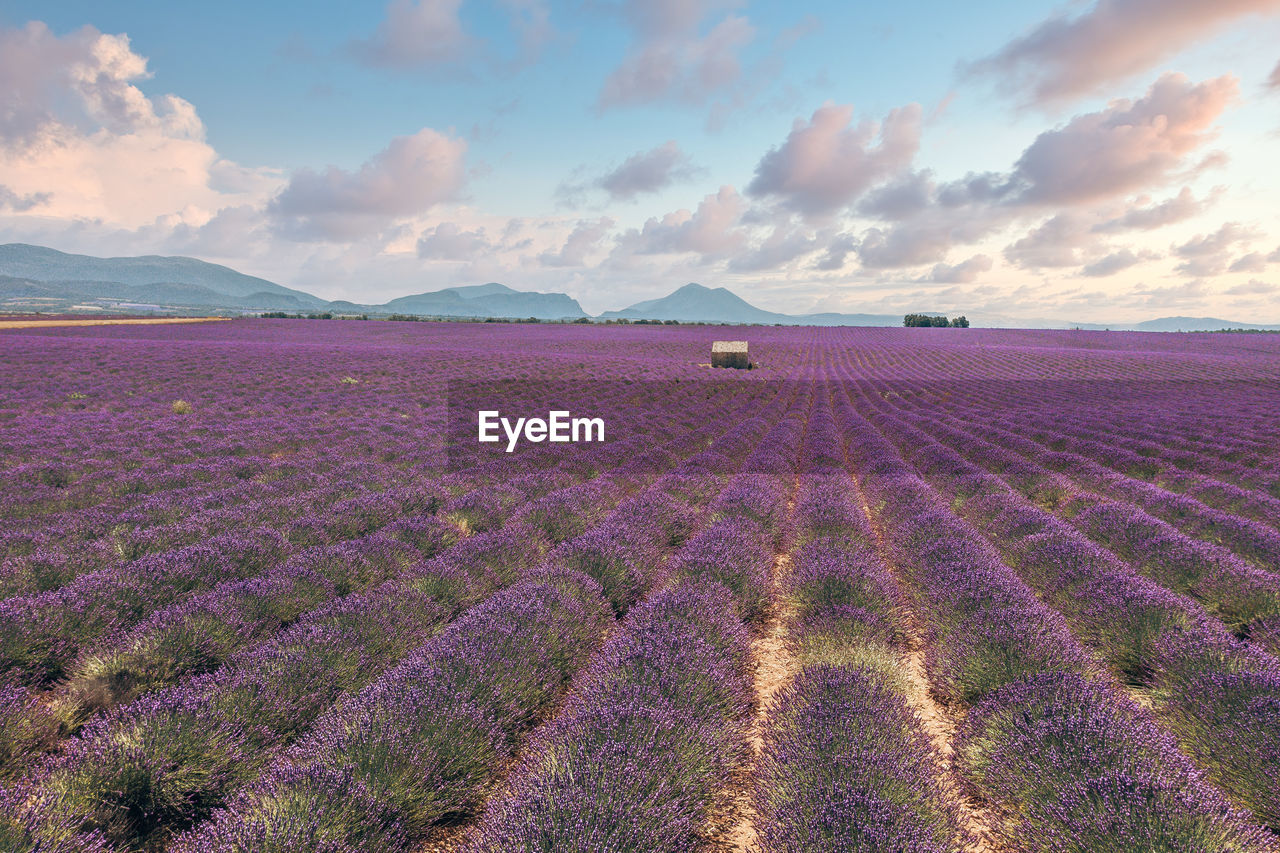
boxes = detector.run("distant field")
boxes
[2,319,1280,852]
[0,316,228,330]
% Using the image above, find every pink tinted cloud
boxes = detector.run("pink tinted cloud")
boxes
[0,22,276,230]
[1005,213,1098,269]
[846,73,1235,273]
[352,0,470,68]
[1227,279,1276,295]
[598,14,754,108]
[1012,73,1237,205]
[538,217,615,267]
[1092,186,1213,232]
[968,0,1280,106]
[416,222,492,260]
[616,185,746,261]
[269,129,467,241]
[1080,248,1158,277]
[747,102,922,218]
[727,220,822,272]
[1172,221,1260,275]
[928,254,994,283]
[1228,252,1269,273]
[598,141,702,201]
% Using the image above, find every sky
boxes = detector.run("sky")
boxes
[0,0,1278,323]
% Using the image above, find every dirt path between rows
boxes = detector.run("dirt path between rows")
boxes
[857,496,1004,853]
[0,317,230,329]
[711,491,799,853]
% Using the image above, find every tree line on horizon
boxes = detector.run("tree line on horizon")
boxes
[904,314,969,328]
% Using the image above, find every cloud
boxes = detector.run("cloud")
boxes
[614,185,746,261]
[747,102,922,218]
[1009,73,1236,205]
[814,233,857,271]
[598,141,701,201]
[268,129,467,241]
[416,222,493,260]
[0,22,278,230]
[857,171,935,220]
[1132,277,1210,308]
[966,0,1280,106]
[1172,221,1259,277]
[499,0,555,65]
[597,1,755,108]
[0,185,50,212]
[845,73,1235,271]
[165,205,272,257]
[351,0,470,68]
[1271,246,1280,262]
[1228,252,1269,273]
[538,217,614,267]
[726,221,822,272]
[1092,186,1212,232]
[1081,248,1157,277]
[0,21,200,141]
[1005,213,1098,269]
[857,217,1002,269]
[1226,279,1276,295]
[1270,60,1280,90]
[928,254,993,283]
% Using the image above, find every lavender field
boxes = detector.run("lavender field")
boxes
[3,319,1280,853]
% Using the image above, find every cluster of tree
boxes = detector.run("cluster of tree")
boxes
[594,318,684,325]
[903,313,969,328]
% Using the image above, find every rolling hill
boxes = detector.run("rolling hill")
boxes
[3,244,1276,330]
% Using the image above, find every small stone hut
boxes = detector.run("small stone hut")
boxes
[711,340,750,369]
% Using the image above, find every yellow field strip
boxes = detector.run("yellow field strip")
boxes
[0,317,231,330]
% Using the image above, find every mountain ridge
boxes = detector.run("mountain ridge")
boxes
[2,244,1276,330]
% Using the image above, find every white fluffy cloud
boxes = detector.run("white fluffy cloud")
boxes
[0,22,279,230]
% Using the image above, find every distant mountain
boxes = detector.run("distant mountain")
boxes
[1129,316,1280,332]
[4,245,1276,330]
[0,243,323,306]
[601,283,902,326]
[381,286,584,320]
[0,244,583,318]
[0,274,314,311]
[442,282,517,299]
[603,283,781,324]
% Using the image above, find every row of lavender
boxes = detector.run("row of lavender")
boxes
[0,395,689,780]
[824,375,1274,851]
[751,391,965,852]
[893,377,1280,566]
[1,367,782,849]
[172,384,802,850]
[846,375,1280,831]
[1,370,738,696]
[459,394,805,851]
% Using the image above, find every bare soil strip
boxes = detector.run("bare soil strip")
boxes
[712,493,799,853]
[857,496,1004,853]
[0,317,230,330]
